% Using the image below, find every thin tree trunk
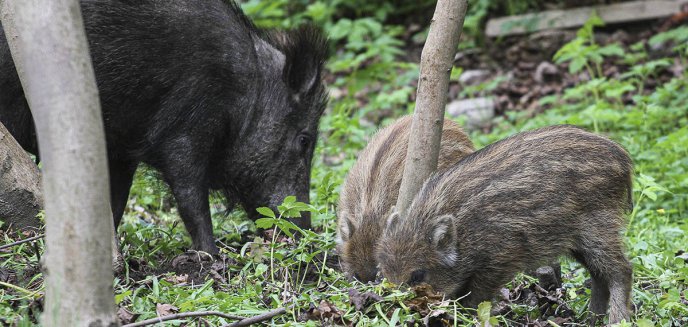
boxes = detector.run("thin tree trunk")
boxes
[1,0,117,326]
[0,121,42,230]
[395,0,468,217]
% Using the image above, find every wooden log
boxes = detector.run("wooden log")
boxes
[0,121,42,230]
[486,0,688,37]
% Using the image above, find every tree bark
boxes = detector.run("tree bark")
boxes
[0,121,42,230]
[395,0,468,216]
[1,0,117,326]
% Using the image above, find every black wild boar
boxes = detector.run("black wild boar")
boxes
[337,116,474,282]
[376,125,633,324]
[0,0,328,254]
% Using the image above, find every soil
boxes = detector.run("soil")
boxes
[452,19,685,130]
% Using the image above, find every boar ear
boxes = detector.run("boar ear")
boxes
[286,58,319,95]
[336,216,356,244]
[431,215,458,265]
[280,25,328,96]
[384,211,401,235]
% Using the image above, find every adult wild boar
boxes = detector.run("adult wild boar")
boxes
[377,125,633,324]
[0,0,329,254]
[337,116,474,282]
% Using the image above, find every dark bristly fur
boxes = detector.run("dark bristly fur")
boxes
[337,116,474,282]
[376,125,633,325]
[0,0,329,254]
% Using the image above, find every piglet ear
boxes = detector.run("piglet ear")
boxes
[431,215,458,265]
[280,25,328,96]
[384,211,401,235]
[336,216,356,244]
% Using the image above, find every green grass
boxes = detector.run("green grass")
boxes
[1,10,687,327]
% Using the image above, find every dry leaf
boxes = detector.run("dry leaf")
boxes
[348,288,383,311]
[117,307,139,324]
[156,303,179,317]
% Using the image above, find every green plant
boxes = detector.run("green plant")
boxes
[554,13,624,78]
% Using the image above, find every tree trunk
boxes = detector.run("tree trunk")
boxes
[1,0,118,326]
[0,121,42,230]
[395,0,468,216]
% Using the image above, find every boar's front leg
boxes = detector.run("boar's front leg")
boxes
[159,143,218,255]
[109,159,138,229]
[458,272,511,309]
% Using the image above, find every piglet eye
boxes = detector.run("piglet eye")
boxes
[407,269,427,286]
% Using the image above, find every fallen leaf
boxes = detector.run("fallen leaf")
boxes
[348,288,383,311]
[305,300,347,325]
[117,307,139,324]
[156,303,179,317]
[404,283,444,316]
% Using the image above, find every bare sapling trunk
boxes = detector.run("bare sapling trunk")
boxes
[1,0,117,326]
[0,121,42,230]
[395,0,468,216]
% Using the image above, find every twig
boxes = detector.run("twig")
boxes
[223,307,288,327]
[122,311,246,327]
[0,281,41,299]
[0,234,44,250]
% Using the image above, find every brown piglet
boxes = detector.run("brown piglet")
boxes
[377,125,633,324]
[337,116,474,282]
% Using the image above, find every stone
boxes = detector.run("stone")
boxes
[446,97,495,129]
[534,61,560,84]
[458,69,491,86]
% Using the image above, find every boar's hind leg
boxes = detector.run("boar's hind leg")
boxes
[109,159,138,229]
[572,220,632,324]
[607,256,632,324]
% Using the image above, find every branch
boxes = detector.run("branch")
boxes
[0,280,41,298]
[0,234,44,250]
[223,307,287,327]
[395,0,468,216]
[122,311,247,327]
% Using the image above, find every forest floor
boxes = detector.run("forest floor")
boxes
[2,9,688,327]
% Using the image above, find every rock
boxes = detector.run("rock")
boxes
[534,61,560,84]
[676,251,688,263]
[446,97,495,129]
[0,123,43,230]
[535,265,561,290]
[458,69,491,86]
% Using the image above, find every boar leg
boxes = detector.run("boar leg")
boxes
[589,273,611,325]
[168,177,217,254]
[109,159,138,229]
[582,255,631,325]
[573,219,632,325]
[160,146,218,255]
[607,257,632,324]
[458,272,509,309]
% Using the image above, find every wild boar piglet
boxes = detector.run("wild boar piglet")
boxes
[337,116,474,282]
[376,125,633,324]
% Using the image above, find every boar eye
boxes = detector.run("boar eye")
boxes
[296,133,311,150]
[407,269,427,286]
